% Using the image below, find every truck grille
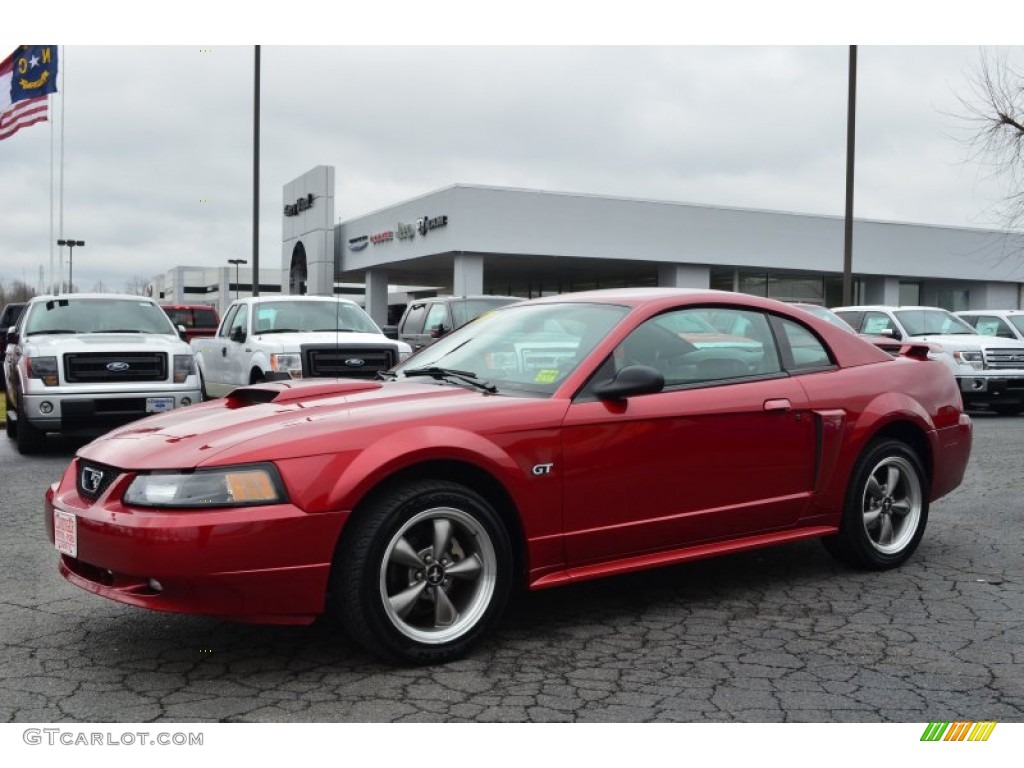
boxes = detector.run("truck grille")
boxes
[301,344,396,380]
[64,352,168,383]
[985,348,1024,370]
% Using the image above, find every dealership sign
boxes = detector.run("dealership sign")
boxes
[348,235,369,252]
[417,214,448,236]
[396,222,416,241]
[370,230,394,244]
[284,193,314,217]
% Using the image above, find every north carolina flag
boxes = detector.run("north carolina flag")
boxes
[0,45,58,141]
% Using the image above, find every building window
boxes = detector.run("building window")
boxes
[899,281,921,306]
[935,289,969,312]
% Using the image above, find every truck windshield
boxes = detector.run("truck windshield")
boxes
[894,309,976,337]
[25,298,176,336]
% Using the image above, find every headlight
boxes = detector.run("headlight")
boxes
[173,354,195,383]
[123,464,287,508]
[399,351,412,362]
[270,353,303,378]
[26,356,59,386]
[952,350,984,370]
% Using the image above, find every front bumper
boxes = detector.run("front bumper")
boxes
[45,460,349,623]
[957,375,1024,407]
[24,389,202,435]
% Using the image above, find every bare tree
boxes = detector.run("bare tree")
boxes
[124,275,154,296]
[959,49,1024,232]
[0,279,38,306]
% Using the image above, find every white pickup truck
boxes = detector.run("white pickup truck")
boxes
[4,294,201,453]
[833,305,1024,415]
[193,296,412,399]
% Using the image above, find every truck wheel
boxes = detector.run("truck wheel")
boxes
[331,480,513,664]
[822,439,928,570]
[991,404,1023,416]
[5,392,15,439]
[15,398,44,454]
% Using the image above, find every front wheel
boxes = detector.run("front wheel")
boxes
[15,396,44,454]
[822,439,928,570]
[5,392,16,439]
[331,480,513,664]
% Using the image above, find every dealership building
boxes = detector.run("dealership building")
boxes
[157,165,1024,324]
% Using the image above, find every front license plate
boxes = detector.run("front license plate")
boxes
[54,508,78,557]
[146,397,175,413]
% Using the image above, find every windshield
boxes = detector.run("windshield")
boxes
[894,309,976,337]
[794,304,857,333]
[25,298,176,335]
[252,300,379,334]
[449,298,519,327]
[394,301,630,396]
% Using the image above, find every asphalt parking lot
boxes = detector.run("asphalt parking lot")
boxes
[0,415,1021,723]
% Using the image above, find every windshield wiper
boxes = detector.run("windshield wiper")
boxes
[257,328,299,334]
[311,328,357,333]
[402,366,498,393]
[28,329,78,335]
[90,329,143,333]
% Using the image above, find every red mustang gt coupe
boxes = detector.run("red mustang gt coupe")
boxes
[46,289,972,663]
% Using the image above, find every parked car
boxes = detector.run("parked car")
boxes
[833,305,1024,415]
[396,295,521,352]
[161,304,220,343]
[0,301,26,359]
[46,288,972,663]
[193,296,412,399]
[791,303,958,375]
[4,294,201,453]
[956,309,1024,343]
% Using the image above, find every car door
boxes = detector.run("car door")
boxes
[399,301,429,351]
[560,307,817,565]
[201,304,238,397]
[222,303,251,388]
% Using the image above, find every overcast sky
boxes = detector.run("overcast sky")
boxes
[1,17,1020,292]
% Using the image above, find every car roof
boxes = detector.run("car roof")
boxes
[235,295,360,305]
[957,309,1024,316]
[26,293,158,303]
[831,305,952,312]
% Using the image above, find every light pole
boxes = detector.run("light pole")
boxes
[228,258,247,301]
[57,239,85,293]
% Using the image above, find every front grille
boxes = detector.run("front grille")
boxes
[984,348,1024,370]
[64,352,168,383]
[302,344,396,380]
[76,459,121,500]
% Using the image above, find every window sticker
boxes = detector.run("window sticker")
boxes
[534,369,559,383]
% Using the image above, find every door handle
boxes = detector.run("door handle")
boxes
[763,398,791,412]
[221,347,227,357]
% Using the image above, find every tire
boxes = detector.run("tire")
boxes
[823,439,928,570]
[4,392,15,439]
[197,367,210,401]
[991,404,1023,416]
[15,396,44,454]
[332,480,513,664]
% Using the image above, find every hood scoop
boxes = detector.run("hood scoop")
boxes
[226,379,384,406]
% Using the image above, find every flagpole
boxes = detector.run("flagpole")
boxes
[49,89,54,294]
[58,45,65,293]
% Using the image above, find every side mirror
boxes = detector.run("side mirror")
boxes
[429,324,448,339]
[7,327,18,345]
[381,325,399,340]
[177,324,188,342]
[230,326,246,343]
[593,364,665,401]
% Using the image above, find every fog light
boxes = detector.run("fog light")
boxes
[147,578,163,593]
[180,397,192,407]
[972,379,986,391]
[39,401,54,414]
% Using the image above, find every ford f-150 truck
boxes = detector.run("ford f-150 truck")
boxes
[4,294,201,453]
[833,304,1024,415]
[193,296,412,399]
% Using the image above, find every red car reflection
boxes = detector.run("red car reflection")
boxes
[46,289,972,663]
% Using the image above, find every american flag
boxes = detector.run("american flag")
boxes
[0,48,50,141]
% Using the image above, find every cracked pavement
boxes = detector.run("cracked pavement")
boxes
[1,415,1021,722]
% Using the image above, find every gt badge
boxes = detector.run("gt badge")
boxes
[532,463,553,476]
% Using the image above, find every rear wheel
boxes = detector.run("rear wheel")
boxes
[823,439,928,570]
[331,480,513,664]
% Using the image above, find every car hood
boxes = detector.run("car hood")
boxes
[22,332,190,354]
[251,330,411,352]
[78,378,567,470]
[909,334,1024,351]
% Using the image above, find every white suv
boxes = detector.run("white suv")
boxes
[194,296,412,399]
[4,294,202,453]
[833,305,1024,415]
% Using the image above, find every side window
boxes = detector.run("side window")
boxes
[861,311,899,339]
[229,305,248,339]
[424,302,448,333]
[402,303,428,335]
[974,316,1015,338]
[612,307,781,387]
[195,309,219,329]
[776,318,834,371]
[218,305,239,338]
[833,310,863,332]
